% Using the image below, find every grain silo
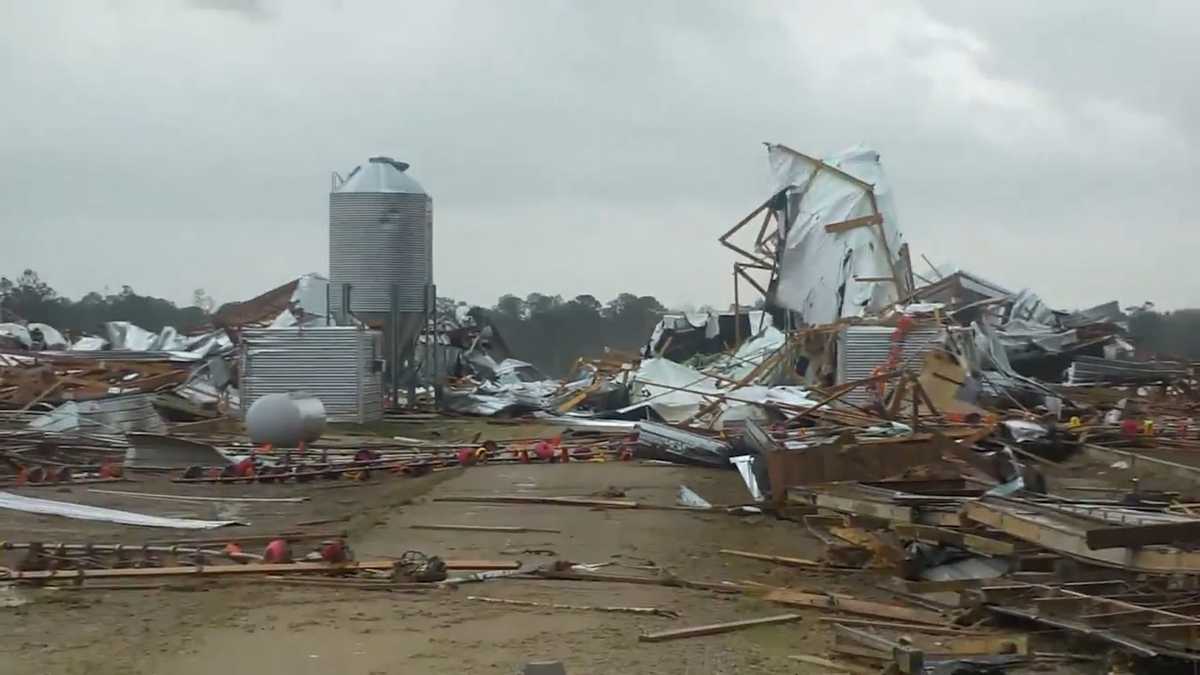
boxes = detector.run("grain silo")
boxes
[329,156,433,401]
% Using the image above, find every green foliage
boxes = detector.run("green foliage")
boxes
[476,291,666,376]
[0,269,208,336]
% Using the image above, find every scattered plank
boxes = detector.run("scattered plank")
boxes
[88,489,308,504]
[901,579,982,594]
[536,567,745,594]
[2,558,519,580]
[411,524,561,534]
[915,633,1029,656]
[763,588,945,625]
[434,495,639,509]
[893,523,1015,556]
[719,548,855,569]
[788,653,876,674]
[1086,522,1200,550]
[638,613,804,642]
[817,617,989,635]
[467,595,678,617]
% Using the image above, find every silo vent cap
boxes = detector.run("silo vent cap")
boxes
[368,156,410,172]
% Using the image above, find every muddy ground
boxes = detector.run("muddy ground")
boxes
[0,419,1105,674]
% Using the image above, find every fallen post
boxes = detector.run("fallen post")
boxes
[434,495,639,509]
[467,595,678,617]
[87,489,309,504]
[411,524,562,534]
[763,587,946,625]
[1,558,520,581]
[788,654,876,675]
[638,613,803,642]
[719,548,856,569]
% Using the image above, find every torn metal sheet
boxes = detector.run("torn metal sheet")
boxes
[921,556,1009,582]
[767,144,907,324]
[634,421,731,467]
[0,491,241,529]
[677,485,713,509]
[126,433,232,469]
[1067,355,1189,385]
[626,358,722,423]
[26,323,67,349]
[730,455,764,502]
[29,395,167,434]
[0,323,31,348]
[701,326,785,381]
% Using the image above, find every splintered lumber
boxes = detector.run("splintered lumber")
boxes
[434,495,639,509]
[263,577,437,591]
[763,588,945,625]
[788,654,876,675]
[719,549,855,569]
[892,523,1015,556]
[411,524,561,534]
[88,489,308,504]
[467,595,678,617]
[963,499,1200,574]
[1,558,519,581]
[1086,521,1200,550]
[915,633,1029,656]
[817,617,990,635]
[536,567,744,594]
[638,613,803,642]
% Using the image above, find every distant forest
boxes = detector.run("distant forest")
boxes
[473,293,667,376]
[2,269,1198,373]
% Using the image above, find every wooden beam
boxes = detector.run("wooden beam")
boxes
[1,558,519,580]
[637,613,803,642]
[86,489,308,504]
[824,213,883,234]
[817,617,990,635]
[719,549,855,569]
[1086,522,1200,551]
[410,524,562,534]
[433,495,639,509]
[788,654,876,674]
[892,524,1015,556]
[764,588,945,625]
[814,493,913,523]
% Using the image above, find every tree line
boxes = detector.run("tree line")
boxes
[0,270,667,375]
[6,268,1197,373]
[1128,308,1200,362]
[0,269,208,336]
[471,292,666,376]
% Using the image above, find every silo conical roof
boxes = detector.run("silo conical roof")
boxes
[333,156,427,194]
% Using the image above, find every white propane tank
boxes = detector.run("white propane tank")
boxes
[246,393,326,446]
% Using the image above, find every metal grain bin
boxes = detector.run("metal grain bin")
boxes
[329,156,432,320]
[240,327,383,424]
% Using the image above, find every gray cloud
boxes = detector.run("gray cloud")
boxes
[0,1,1195,313]
[186,0,271,20]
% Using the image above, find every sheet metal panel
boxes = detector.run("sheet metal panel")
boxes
[836,323,946,406]
[241,327,383,424]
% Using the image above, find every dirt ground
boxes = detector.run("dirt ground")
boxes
[0,420,877,675]
[0,418,1108,674]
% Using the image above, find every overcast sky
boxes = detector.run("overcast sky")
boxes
[1,1,1196,313]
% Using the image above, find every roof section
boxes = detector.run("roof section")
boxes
[332,156,427,194]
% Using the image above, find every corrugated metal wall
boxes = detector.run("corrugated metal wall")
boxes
[836,323,946,406]
[240,327,383,424]
[329,192,432,317]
